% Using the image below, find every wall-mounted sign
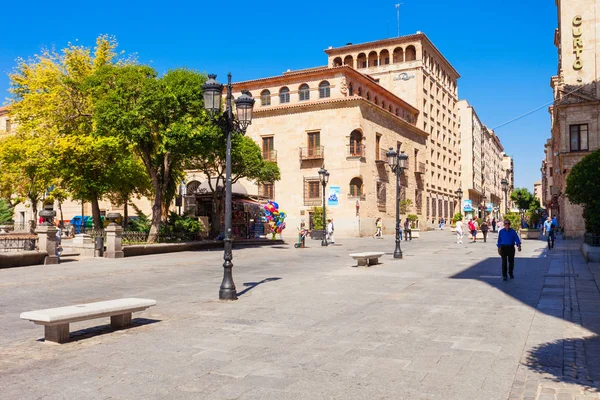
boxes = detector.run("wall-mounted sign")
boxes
[328,186,340,206]
[463,199,473,212]
[572,15,583,70]
[393,72,415,81]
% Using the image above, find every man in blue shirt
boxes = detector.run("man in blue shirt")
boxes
[497,219,522,281]
[543,216,556,249]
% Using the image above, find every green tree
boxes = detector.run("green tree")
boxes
[399,199,413,215]
[0,199,14,224]
[510,188,538,216]
[566,149,600,234]
[90,65,208,242]
[186,129,281,237]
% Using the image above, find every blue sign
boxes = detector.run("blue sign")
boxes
[463,199,473,212]
[328,186,340,206]
[486,202,493,212]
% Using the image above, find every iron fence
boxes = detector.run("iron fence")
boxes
[584,232,600,247]
[122,231,199,245]
[0,236,38,252]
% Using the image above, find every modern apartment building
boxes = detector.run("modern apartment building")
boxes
[324,33,461,225]
[546,0,600,237]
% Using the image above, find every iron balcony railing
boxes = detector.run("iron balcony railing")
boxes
[299,146,324,161]
[262,150,277,162]
[376,148,388,164]
[415,161,426,174]
[346,144,366,158]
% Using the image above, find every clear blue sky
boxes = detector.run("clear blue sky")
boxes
[0,0,557,191]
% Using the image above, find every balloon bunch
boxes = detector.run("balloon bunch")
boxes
[264,200,286,235]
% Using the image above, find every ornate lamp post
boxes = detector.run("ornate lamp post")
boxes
[386,148,408,259]
[318,167,330,246]
[203,73,255,301]
[481,193,487,219]
[456,188,463,217]
[501,178,508,215]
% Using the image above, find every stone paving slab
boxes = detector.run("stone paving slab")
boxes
[0,231,599,399]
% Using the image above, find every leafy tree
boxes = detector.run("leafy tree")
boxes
[0,199,14,224]
[510,188,538,216]
[7,35,136,227]
[89,65,208,242]
[503,212,521,232]
[566,149,600,234]
[452,212,463,223]
[310,206,324,230]
[399,199,413,215]
[0,132,54,219]
[186,128,281,237]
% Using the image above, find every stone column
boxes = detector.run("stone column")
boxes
[105,223,124,259]
[35,225,59,264]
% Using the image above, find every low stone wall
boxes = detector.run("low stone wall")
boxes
[581,243,600,263]
[0,251,47,269]
[123,239,285,258]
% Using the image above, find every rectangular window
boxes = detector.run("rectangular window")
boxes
[262,137,274,160]
[569,124,589,151]
[377,181,386,207]
[260,183,274,199]
[5,119,11,133]
[308,132,320,153]
[303,177,321,206]
[376,134,382,160]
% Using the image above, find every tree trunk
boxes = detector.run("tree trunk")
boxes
[91,197,102,229]
[58,201,65,228]
[148,191,163,243]
[123,198,128,228]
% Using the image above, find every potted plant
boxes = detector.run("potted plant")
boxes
[309,206,325,240]
[407,214,420,238]
[521,207,541,239]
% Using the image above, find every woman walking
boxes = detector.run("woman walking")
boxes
[455,218,464,244]
[481,219,489,243]
[373,218,382,238]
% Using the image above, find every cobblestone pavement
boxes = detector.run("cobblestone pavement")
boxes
[0,230,599,399]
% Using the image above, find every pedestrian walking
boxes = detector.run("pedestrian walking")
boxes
[455,218,464,244]
[440,217,445,230]
[373,217,382,238]
[403,218,412,241]
[543,216,556,249]
[481,219,489,243]
[327,218,335,244]
[468,218,478,243]
[497,219,522,281]
[491,218,497,232]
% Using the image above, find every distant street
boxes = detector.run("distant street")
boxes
[1,230,599,400]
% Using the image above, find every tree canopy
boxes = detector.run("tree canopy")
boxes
[566,149,600,234]
[510,188,539,212]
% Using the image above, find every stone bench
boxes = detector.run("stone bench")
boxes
[20,298,157,344]
[349,252,385,267]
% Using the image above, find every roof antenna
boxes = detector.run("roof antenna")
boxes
[395,3,402,37]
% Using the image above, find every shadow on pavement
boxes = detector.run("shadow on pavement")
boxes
[451,245,600,390]
[35,318,162,343]
[237,277,281,297]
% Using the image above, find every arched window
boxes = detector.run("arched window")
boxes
[349,177,363,197]
[374,97,379,106]
[366,92,370,101]
[332,57,342,67]
[186,180,201,194]
[349,130,363,156]
[299,84,310,101]
[388,105,392,112]
[380,49,390,65]
[260,89,271,106]
[319,81,330,98]
[393,47,404,63]
[381,101,385,109]
[357,53,367,69]
[343,55,353,67]
[357,87,362,97]
[279,87,290,104]
[348,83,353,96]
[405,45,416,61]
[368,51,378,67]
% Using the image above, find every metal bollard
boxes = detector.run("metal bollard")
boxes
[94,236,104,257]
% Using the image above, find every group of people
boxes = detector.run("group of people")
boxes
[373,217,412,241]
[455,217,496,244]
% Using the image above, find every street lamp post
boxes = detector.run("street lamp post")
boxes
[481,194,487,219]
[501,178,508,216]
[318,167,330,246]
[456,188,463,217]
[386,148,408,259]
[203,73,255,301]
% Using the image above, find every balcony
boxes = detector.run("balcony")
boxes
[375,148,388,164]
[415,161,426,174]
[346,144,366,159]
[262,150,277,162]
[299,146,324,161]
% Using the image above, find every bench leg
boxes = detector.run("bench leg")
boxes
[45,324,69,344]
[368,258,379,266]
[111,313,132,330]
[357,258,368,267]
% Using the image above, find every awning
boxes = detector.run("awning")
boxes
[187,178,248,196]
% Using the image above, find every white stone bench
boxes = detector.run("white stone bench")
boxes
[349,252,385,267]
[20,298,157,344]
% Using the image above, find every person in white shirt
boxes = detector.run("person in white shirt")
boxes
[327,218,335,245]
[455,219,464,244]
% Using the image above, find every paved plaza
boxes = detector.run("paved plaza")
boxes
[1,230,600,399]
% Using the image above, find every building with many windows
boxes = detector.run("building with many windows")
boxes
[232,65,428,236]
[545,0,600,237]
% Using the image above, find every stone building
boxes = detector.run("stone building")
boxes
[458,100,507,219]
[501,154,515,213]
[533,181,543,208]
[541,138,554,211]
[546,0,600,237]
[232,65,428,236]
[324,33,461,226]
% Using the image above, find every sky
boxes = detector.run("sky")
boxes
[0,0,557,191]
